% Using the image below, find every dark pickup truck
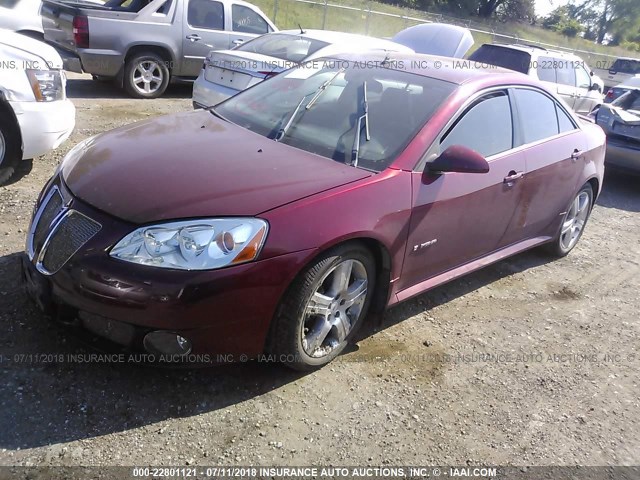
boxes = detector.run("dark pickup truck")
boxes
[42,0,277,97]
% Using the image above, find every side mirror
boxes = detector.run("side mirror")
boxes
[426,145,490,175]
[589,83,600,92]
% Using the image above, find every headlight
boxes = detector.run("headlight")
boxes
[26,69,64,102]
[110,218,268,270]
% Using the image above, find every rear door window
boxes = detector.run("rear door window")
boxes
[554,60,576,87]
[232,4,269,34]
[187,0,224,30]
[440,91,513,157]
[512,88,576,144]
[468,45,531,74]
[536,56,557,83]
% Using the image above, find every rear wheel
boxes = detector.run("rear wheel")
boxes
[123,53,170,99]
[545,183,593,257]
[0,112,21,186]
[269,244,376,371]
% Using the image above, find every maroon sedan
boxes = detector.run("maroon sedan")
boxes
[23,53,606,370]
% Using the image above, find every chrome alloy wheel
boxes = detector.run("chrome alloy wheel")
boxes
[301,259,368,358]
[560,191,590,251]
[131,60,164,95]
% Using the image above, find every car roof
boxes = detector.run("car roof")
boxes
[279,29,399,46]
[618,75,640,89]
[327,51,538,87]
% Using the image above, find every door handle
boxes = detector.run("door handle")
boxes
[571,149,584,161]
[186,34,201,42]
[232,38,245,46]
[503,171,524,185]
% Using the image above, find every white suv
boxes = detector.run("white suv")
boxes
[0,29,75,185]
[468,44,604,114]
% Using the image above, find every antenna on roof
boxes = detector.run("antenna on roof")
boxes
[381,52,392,67]
[298,24,305,34]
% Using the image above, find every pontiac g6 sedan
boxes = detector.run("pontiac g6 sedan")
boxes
[23,53,605,370]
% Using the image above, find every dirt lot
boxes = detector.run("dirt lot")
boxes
[0,73,639,469]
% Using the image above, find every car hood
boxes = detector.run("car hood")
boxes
[62,110,371,224]
[0,29,63,69]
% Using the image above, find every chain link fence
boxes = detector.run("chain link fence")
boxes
[252,0,628,69]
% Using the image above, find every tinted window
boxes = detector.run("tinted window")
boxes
[536,56,556,83]
[575,65,591,89]
[468,45,531,74]
[187,0,224,30]
[556,60,576,87]
[232,4,269,34]
[611,59,640,74]
[440,92,513,157]
[557,105,577,133]
[513,89,559,144]
[612,89,640,111]
[216,62,456,172]
[237,34,328,63]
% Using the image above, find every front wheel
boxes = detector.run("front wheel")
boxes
[269,244,376,371]
[123,53,170,99]
[0,112,21,186]
[546,183,593,257]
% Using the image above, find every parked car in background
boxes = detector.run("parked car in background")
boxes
[23,53,604,370]
[41,0,276,98]
[0,0,44,39]
[595,86,640,174]
[468,44,604,114]
[391,23,473,58]
[604,75,640,104]
[593,56,640,91]
[0,29,75,185]
[192,29,413,108]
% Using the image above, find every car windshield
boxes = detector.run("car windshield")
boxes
[468,45,531,74]
[236,34,329,63]
[214,60,456,172]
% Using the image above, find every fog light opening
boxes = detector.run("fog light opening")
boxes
[143,331,192,356]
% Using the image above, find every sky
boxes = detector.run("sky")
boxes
[535,0,570,17]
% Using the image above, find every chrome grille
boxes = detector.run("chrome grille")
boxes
[41,211,101,273]
[31,188,64,255]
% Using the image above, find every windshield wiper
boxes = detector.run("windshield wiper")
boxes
[274,67,346,142]
[351,81,370,167]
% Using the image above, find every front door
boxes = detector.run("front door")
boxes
[398,90,526,292]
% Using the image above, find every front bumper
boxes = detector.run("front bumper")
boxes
[10,98,75,160]
[23,178,315,358]
[191,71,237,109]
[605,138,640,174]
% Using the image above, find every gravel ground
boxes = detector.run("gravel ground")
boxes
[0,73,639,468]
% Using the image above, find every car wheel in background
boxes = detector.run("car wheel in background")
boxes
[546,183,594,257]
[124,53,170,99]
[269,243,376,371]
[0,112,22,186]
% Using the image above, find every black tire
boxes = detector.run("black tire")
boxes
[123,52,170,99]
[269,243,376,371]
[545,183,594,257]
[0,111,22,186]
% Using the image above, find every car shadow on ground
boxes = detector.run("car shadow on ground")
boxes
[0,242,555,450]
[65,77,193,100]
[596,169,640,212]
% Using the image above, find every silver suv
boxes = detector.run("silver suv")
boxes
[468,44,604,114]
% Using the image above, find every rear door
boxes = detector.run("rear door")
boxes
[229,3,272,48]
[181,0,230,76]
[554,58,578,109]
[507,87,585,241]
